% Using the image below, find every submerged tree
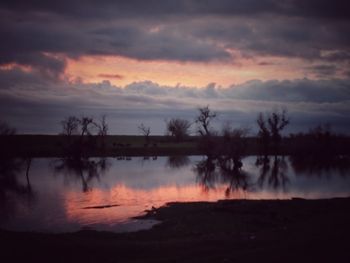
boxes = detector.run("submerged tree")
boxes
[166,118,191,142]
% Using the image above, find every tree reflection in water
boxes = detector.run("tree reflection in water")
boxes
[194,155,251,196]
[218,156,251,197]
[194,154,292,196]
[52,157,110,192]
[166,156,190,169]
[255,155,289,191]
[194,156,218,192]
[289,155,350,178]
[0,157,35,221]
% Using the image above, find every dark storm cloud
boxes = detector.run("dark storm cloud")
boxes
[0,10,231,68]
[1,1,349,20]
[225,79,350,103]
[1,0,350,70]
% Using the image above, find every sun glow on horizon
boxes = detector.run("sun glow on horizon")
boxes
[65,55,305,88]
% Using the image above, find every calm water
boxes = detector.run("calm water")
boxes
[1,155,350,233]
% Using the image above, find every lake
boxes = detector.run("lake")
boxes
[1,155,350,233]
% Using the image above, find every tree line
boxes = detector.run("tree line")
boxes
[1,105,348,159]
[52,106,291,158]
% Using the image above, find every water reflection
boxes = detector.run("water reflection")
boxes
[52,157,110,192]
[194,156,251,196]
[166,156,190,169]
[194,156,218,191]
[290,155,350,177]
[256,156,289,191]
[0,157,35,222]
[218,157,251,197]
[0,155,350,233]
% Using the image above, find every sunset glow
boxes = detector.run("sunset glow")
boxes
[65,55,308,87]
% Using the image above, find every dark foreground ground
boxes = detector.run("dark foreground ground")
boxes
[1,197,350,263]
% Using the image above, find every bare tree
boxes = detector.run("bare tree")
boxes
[60,116,79,136]
[267,109,289,145]
[60,115,104,157]
[95,115,108,136]
[195,106,217,136]
[95,115,109,151]
[0,121,16,135]
[138,123,151,143]
[79,116,95,136]
[166,118,191,142]
[257,109,289,152]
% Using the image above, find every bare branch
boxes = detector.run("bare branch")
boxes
[195,105,217,136]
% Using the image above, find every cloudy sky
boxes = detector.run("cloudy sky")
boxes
[1,0,350,134]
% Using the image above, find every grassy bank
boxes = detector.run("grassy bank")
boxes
[1,197,349,262]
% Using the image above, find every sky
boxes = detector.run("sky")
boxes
[1,0,350,135]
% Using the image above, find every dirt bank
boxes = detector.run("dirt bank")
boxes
[1,197,350,262]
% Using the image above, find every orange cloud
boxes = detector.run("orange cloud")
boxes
[65,55,306,87]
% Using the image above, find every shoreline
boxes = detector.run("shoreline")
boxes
[1,197,350,262]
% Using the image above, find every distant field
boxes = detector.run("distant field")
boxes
[1,135,350,157]
[0,135,201,157]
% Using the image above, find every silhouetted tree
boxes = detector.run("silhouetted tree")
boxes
[267,109,289,146]
[60,116,79,136]
[0,121,16,135]
[195,106,217,136]
[257,109,289,153]
[95,115,108,136]
[195,106,218,155]
[79,116,95,136]
[166,118,191,142]
[59,115,107,157]
[95,115,109,151]
[138,123,151,143]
